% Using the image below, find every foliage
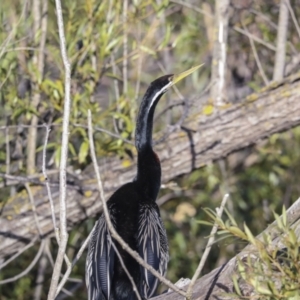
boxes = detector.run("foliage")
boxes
[200,206,300,299]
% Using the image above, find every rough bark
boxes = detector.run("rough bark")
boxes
[1,72,300,261]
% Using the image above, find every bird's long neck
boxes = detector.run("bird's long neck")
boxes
[135,86,164,200]
[135,87,162,150]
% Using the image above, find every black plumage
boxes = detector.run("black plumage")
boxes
[86,66,201,300]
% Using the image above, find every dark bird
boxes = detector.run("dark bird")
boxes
[86,65,201,300]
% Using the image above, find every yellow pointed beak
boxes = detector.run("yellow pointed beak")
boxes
[172,64,203,85]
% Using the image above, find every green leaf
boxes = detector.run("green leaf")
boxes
[78,140,89,164]
[282,205,287,227]
[55,146,61,167]
[225,208,238,226]
[68,142,77,156]
[140,45,156,56]
[244,223,256,245]
[197,220,213,226]
[229,226,247,240]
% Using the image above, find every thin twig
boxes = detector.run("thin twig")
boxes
[0,123,133,144]
[134,22,143,104]
[55,223,97,297]
[250,9,278,30]
[172,0,276,53]
[73,123,134,145]
[0,239,46,285]
[154,81,212,146]
[0,124,60,130]
[87,110,186,297]
[242,23,269,85]
[0,0,28,59]
[5,121,10,175]
[154,101,185,121]
[170,0,213,18]
[47,0,72,297]
[122,0,128,95]
[0,172,80,190]
[41,125,72,273]
[210,0,230,106]
[26,0,48,174]
[34,239,49,300]
[0,64,13,90]
[0,236,38,270]
[273,0,289,81]
[285,0,300,41]
[233,26,276,52]
[42,124,57,231]
[25,183,43,237]
[186,194,229,299]
[106,0,117,100]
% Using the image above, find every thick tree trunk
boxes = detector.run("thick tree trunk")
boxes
[1,72,300,260]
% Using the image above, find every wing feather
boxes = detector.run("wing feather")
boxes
[86,214,116,300]
[137,204,169,298]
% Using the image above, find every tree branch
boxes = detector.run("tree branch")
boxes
[26,0,48,174]
[47,0,71,297]
[1,73,300,261]
[186,194,228,299]
[273,0,289,81]
[210,0,230,105]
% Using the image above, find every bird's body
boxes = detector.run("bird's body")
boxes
[86,180,167,300]
[86,66,201,300]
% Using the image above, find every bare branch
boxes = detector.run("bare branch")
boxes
[0,172,61,188]
[0,239,46,285]
[242,23,269,85]
[26,0,48,174]
[285,0,300,42]
[122,0,128,95]
[34,239,49,300]
[170,0,213,18]
[47,0,72,297]
[14,125,73,277]
[210,0,230,106]
[233,26,276,51]
[55,223,96,297]
[186,194,229,299]
[42,124,57,231]
[0,236,38,270]
[73,123,134,145]
[0,0,28,60]
[172,0,276,53]
[25,183,43,237]
[273,0,289,81]
[5,121,10,175]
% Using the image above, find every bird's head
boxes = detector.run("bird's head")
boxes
[146,64,203,110]
[136,64,203,151]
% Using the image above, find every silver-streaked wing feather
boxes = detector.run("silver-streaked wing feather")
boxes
[86,214,115,300]
[137,204,169,298]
